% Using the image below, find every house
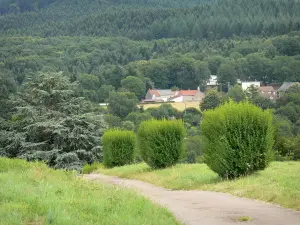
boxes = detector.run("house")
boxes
[207,75,218,86]
[277,82,299,98]
[144,87,205,103]
[241,81,261,91]
[278,82,299,92]
[145,89,175,102]
[258,86,277,101]
[171,88,205,102]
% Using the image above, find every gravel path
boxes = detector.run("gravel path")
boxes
[83,173,300,225]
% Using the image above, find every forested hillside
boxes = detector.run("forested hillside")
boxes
[1,0,300,169]
[1,0,300,39]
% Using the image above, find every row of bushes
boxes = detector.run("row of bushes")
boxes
[103,101,275,179]
[103,119,186,169]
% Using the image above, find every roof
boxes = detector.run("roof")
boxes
[178,90,199,96]
[157,89,174,96]
[148,89,160,97]
[259,86,275,92]
[278,82,298,92]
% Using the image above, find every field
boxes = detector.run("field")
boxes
[97,162,300,211]
[139,101,200,111]
[0,158,180,225]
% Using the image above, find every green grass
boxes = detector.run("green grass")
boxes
[236,216,252,222]
[97,162,300,211]
[0,158,180,225]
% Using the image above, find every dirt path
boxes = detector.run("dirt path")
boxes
[83,173,300,225]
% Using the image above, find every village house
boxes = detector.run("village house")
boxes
[144,89,175,102]
[171,88,205,102]
[144,88,205,103]
[258,86,277,101]
[206,75,219,90]
[241,81,261,91]
[277,82,299,97]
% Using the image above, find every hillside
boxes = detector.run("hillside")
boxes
[0,158,179,224]
[1,0,300,170]
[1,0,300,39]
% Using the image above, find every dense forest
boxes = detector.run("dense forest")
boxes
[1,0,300,169]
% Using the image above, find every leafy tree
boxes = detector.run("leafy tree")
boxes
[245,84,260,100]
[121,76,146,100]
[147,104,182,119]
[200,90,223,111]
[0,69,16,119]
[0,72,107,170]
[121,121,135,131]
[217,63,238,92]
[77,73,101,102]
[183,135,203,164]
[98,85,115,103]
[125,112,153,127]
[103,114,122,128]
[107,91,138,118]
[227,84,246,102]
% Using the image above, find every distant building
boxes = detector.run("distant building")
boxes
[145,89,174,102]
[258,86,277,101]
[278,82,299,92]
[241,81,261,91]
[277,82,299,98]
[207,75,218,87]
[171,88,205,102]
[144,88,205,103]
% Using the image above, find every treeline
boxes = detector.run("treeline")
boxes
[0,0,58,14]
[1,0,300,40]
[1,33,300,103]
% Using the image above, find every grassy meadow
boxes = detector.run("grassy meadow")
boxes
[0,158,180,225]
[97,162,300,211]
[139,101,200,111]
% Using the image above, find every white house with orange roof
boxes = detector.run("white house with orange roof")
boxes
[144,87,205,103]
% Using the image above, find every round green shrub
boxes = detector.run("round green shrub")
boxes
[103,130,136,168]
[138,119,186,169]
[200,101,274,179]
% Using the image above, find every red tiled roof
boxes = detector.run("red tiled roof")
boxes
[149,89,160,97]
[178,90,199,96]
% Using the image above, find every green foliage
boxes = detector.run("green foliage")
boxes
[121,76,146,100]
[138,119,186,169]
[147,104,182,119]
[227,84,246,102]
[0,69,17,119]
[201,101,274,179]
[2,0,300,40]
[99,85,115,103]
[104,114,122,128]
[183,108,202,126]
[182,135,203,164]
[125,112,153,127]
[217,63,238,91]
[0,72,107,170]
[82,162,102,174]
[103,130,136,168]
[107,91,138,118]
[200,90,223,111]
[121,121,135,131]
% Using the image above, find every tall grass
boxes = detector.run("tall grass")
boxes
[0,158,180,225]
